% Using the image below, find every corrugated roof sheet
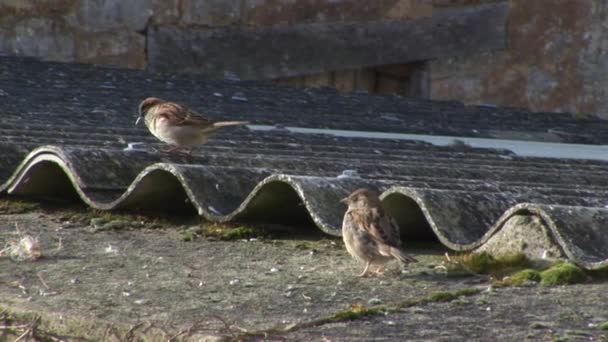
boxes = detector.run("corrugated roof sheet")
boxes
[1,57,607,269]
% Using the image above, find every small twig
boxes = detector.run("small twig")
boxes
[167,315,239,341]
[54,237,63,253]
[0,324,30,330]
[17,282,28,292]
[103,323,121,341]
[167,329,187,342]
[13,316,39,342]
[167,321,197,342]
[45,335,68,342]
[139,321,154,334]
[124,322,145,341]
[209,314,237,337]
[13,328,32,342]
[101,324,112,341]
[146,323,171,339]
[37,272,50,290]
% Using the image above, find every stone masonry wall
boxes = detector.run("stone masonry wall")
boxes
[2,0,608,117]
[430,0,608,116]
[0,0,431,69]
[0,0,149,68]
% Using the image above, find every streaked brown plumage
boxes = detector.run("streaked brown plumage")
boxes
[341,188,418,277]
[136,97,249,153]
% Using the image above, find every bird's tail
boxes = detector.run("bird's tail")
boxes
[212,121,249,128]
[390,247,418,264]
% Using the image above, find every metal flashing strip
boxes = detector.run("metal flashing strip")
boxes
[248,125,608,161]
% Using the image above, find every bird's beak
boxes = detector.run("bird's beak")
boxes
[135,116,142,125]
[340,197,348,204]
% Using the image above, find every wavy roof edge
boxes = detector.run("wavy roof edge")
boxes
[3,146,607,270]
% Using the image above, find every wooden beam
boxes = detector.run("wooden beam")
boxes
[148,3,508,79]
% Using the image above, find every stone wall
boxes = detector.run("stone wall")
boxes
[0,0,430,69]
[0,0,149,68]
[430,0,608,116]
[2,0,608,117]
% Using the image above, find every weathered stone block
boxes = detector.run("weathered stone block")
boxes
[387,0,433,19]
[303,72,332,88]
[430,0,598,115]
[433,0,501,7]
[0,27,13,55]
[9,18,75,62]
[180,0,242,26]
[148,3,507,79]
[243,0,432,26]
[150,0,180,25]
[332,70,357,92]
[75,30,146,69]
[0,0,76,20]
[526,66,559,107]
[354,69,376,90]
[76,0,154,32]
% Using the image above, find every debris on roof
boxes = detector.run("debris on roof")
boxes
[1,57,608,269]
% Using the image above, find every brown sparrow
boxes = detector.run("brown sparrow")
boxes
[136,97,249,153]
[341,188,418,277]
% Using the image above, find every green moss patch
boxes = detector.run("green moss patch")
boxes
[180,226,202,241]
[428,291,457,302]
[54,207,182,232]
[198,222,328,241]
[445,253,603,287]
[502,269,541,286]
[50,206,206,235]
[599,322,608,330]
[293,287,481,335]
[529,321,549,329]
[540,262,587,286]
[0,198,40,214]
[425,288,480,303]
[447,252,530,276]
[454,288,482,297]
[330,304,381,321]
[201,223,267,241]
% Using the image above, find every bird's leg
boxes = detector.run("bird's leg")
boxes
[358,262,372,277]
[373,265,386,276]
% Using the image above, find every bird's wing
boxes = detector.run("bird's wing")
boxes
[182,109,215,127]
[355,207,401,248]
[156,103,213,127]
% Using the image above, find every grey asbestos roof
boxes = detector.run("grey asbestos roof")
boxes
[1,57,608,269]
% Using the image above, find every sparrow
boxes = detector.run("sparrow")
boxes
[136,97,249,153]
[341,188,418,277]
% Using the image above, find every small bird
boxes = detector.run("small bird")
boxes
[341,188,418,277]
[136,97,249,153]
